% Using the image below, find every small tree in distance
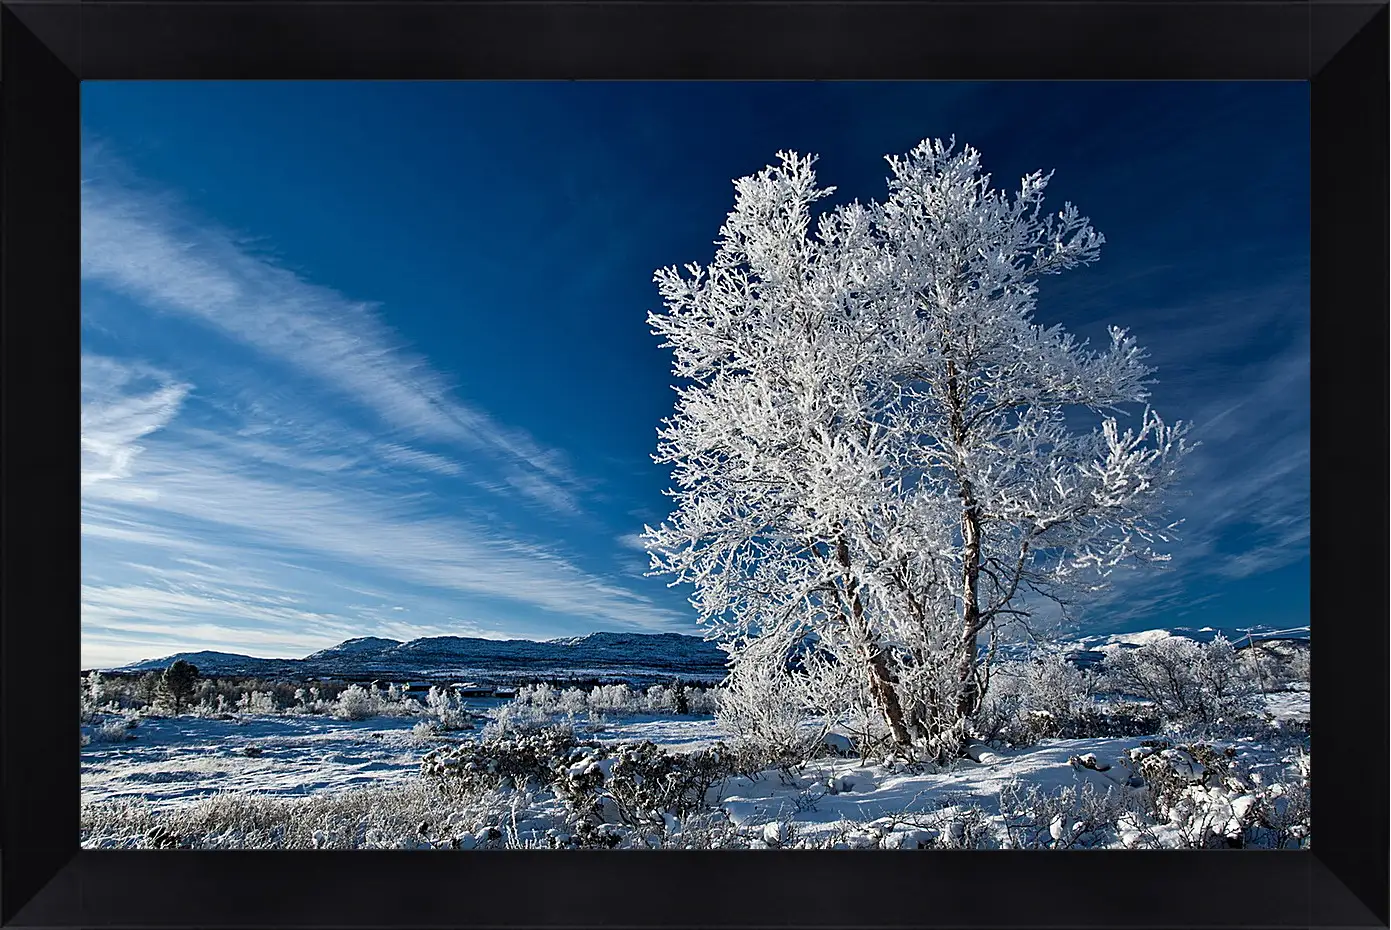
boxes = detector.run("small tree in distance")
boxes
[161,660,199,716]
[645,138,1193,762]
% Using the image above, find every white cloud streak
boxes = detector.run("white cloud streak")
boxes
[80,163,579,512]
[80,354,688,663]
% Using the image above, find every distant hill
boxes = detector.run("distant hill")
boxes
[111,630,729,684]
[110,623,1306,684]
[1015,624,1310,670]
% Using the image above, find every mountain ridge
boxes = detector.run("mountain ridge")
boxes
[104,624,1307,683]
[109,630,728,684]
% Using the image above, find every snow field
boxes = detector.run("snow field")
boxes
[81,691,1309,849]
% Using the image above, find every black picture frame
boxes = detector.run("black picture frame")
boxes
[2,2,1386,927]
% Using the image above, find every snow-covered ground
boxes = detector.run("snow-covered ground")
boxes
[81,714,434,809]
[80,700,726,810]
[84,689,1301,811]
[1262,688,1309,723]
[82,689,1309,848]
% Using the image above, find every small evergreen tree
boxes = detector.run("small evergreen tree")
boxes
[136,670,162,707]
[161,660,199,715]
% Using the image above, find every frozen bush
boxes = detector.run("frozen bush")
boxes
[331,685,376,721]
[593,741,738,828]
[1000,780,1134,848]
[487,681,718,734]
[485,701,565,738]
[236,690,279,715]
[1101,635,1259,727]
[411,719,444,742]
[1119,739,1310,849]
[82,671,107,717]
[91,717,135,743]
[715,642,827,770]
[557,687,589,717]
[426,687,474,730]
[685,686,719,714]
[643,685,678,714]
[974,653,1134,744]
[588,684,634,714]
[421,725,582,791]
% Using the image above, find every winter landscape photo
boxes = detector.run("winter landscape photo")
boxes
[81,82,1310,851]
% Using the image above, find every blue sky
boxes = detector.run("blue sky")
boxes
[80,82,1309,668]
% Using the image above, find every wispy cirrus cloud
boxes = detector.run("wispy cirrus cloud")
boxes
[79,352,689,669]
[1075,277,1309,631]
[81,354,190,494]
[615,533,648,553]
[80,153,580,513]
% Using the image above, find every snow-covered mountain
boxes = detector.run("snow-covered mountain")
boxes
[997,624,1310,669]
[1066,624,1309,652]
[109,624,1306,683]
[111,631,728,684]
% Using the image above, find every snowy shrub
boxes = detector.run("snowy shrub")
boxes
[421,726,583,791]
[599,741,738,828]
[485,701,565,738]
[90,718,135,743]
[685,686,719,714]
[973,654,1141,744]
[425,687,474,730]
[854,799,1000,850]
[288,685,335,716]
[489,680,717,731]
[513,683,558,709]
[318,682,423,721]
[972,681,1026,744]
[715,639,828,770]
[1119,739,1310,849]
[930,805,999,850]
[81,672,107,722]
[548,740,746,847]
[411,720,444,742]
[1101,635,1260,727]
[1127,740,1225,817]
[642,685,678,714]
[587,684,635,714]
[1020,653,1090,720]
[330,685,376,721]
[557,687,589,717]
[236,690,279,715]
[974,655,1082,742]
[421,729,742,847]
[1237,639,1310,693]
[1244,765,1310,850]
[1000,781,1133,849]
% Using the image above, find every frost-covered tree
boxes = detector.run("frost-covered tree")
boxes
[645,138,1192,760]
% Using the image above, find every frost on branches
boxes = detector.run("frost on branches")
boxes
[644,138,1193,763]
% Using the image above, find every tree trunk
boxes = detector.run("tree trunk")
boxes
[953,498,983,724]
[947,358,984,755]
[834,533,913,747]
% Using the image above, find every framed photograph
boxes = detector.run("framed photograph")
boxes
[2,2,1386,928]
